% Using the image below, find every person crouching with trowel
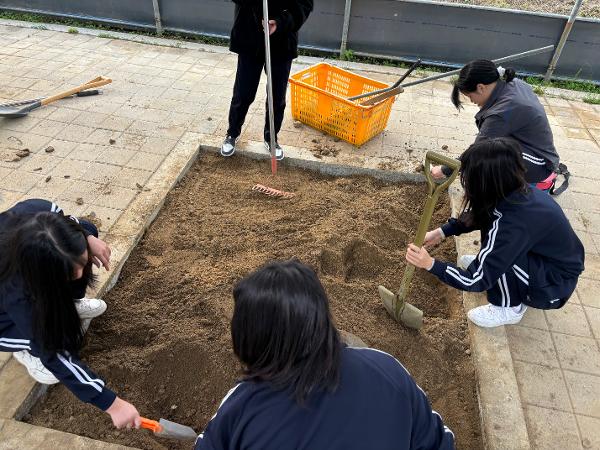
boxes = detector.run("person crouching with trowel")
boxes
[0,199,140,429]
[406,138,584,328]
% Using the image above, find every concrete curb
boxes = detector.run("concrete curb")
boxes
[448,186,530,450]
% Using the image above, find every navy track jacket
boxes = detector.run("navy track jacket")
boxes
[195,347,455,450]
[430,188,584,307]
[0,199,116,411]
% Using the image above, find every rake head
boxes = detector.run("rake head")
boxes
[252,183,296,199]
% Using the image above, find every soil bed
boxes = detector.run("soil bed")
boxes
[26,153,482,449]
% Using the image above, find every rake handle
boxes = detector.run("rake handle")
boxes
[41,77,112,106]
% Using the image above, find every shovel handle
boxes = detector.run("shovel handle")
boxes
[424,151,460,198]
[140,417,163,433]
[41,77,112,107]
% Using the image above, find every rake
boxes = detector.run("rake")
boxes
[251,0,296,200]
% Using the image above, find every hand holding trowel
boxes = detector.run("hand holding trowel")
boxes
[140,416,198,440]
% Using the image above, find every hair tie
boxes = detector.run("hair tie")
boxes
[497,66,506,78]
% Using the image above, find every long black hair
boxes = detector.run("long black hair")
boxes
[0,212,94,354]
[452,59,516,109]
[231,259,342,404]
[459,137,528,228]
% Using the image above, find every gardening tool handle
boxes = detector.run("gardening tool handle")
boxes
[41,77,112,106]
[399,45,554,89]
[140,417,163,433]
[424,151,460,196]
[349,58,421,102]
[394,152,460,313]
[262,0,277,174]
[360,86,404,106]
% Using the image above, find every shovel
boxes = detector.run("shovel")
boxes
[0,76,112,118]
[140,417,197,440]
[379,151,460,329]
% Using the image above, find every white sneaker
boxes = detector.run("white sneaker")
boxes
[75,298,107,319]
[467,304,527,328]
[264,141,284,161]
[458,254,477,270]
[13,350,59,384]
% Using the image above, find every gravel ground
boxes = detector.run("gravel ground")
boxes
[442,0,600,18]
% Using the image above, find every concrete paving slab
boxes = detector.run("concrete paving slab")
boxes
[0,419,135,450]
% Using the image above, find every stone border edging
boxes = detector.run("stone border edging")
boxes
[0,130,530,449]
[448,186,530,450]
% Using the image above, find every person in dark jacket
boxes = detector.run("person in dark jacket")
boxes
[195,259,454,450]
[0,199,140,429]
[432,60,562,191]
[409,138,584,328]
[220,0,313,160]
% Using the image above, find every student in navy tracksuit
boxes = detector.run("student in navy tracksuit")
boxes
[432,60,564,192]
[408,138,584,327]
[195,259,454,450]
[0,199,140,428]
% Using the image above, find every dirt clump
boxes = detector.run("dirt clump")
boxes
[26,153,482,450]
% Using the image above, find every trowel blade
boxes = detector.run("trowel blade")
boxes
[157,418,198,440]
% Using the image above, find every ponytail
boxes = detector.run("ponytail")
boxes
[451,59,516,109]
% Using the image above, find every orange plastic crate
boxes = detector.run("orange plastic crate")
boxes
[289,63,395,146]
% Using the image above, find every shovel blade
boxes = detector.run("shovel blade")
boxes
[156,418,197,440]
[378,285,424,330]
[0,101,40,118]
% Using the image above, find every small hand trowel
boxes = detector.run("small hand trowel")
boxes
[140,417,197,440]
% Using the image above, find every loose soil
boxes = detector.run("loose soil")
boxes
[26,153,482,449]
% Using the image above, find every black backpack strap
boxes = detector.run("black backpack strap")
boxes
[550,163,570,196]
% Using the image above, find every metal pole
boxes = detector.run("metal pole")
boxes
[152,0,163,36]
[263,0,277,174]
[340,0,353,55]
[400,45,555,88]
[544,0,583,82]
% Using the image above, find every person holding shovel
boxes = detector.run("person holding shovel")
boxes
[431,59,565,193]
[195,259,454,450]
[0,199,140,429]
[408,138,584,328]
[220,0,313,160]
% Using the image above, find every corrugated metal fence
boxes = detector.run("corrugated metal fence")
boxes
[1,0,599,82]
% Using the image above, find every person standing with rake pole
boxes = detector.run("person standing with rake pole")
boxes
[220,0,313,161]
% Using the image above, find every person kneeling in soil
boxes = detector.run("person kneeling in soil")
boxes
[407,138,584,328]
[430,60,565,193]
[0,199,140,429]
[195,259,454,450]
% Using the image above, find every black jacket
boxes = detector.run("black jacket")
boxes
[229,0,313,60]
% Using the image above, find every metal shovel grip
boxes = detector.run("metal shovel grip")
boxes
[394,152,459,316]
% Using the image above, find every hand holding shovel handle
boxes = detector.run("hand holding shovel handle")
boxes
[379,151,460,329]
